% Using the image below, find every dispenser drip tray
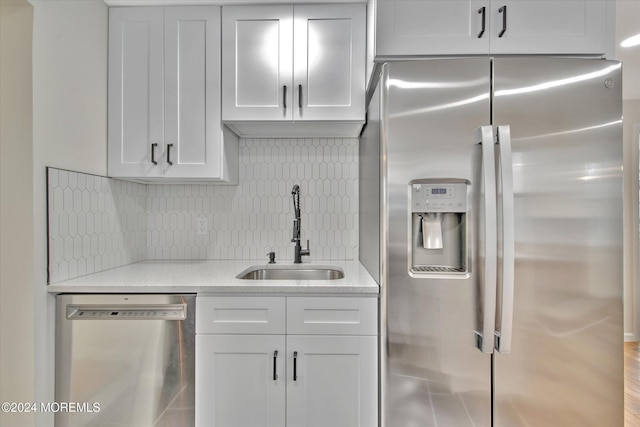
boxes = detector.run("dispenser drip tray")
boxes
[413,266,467,274]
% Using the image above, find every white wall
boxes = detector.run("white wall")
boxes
[31,0,108,424]
[616,0,640,340]
[616,1,640,101]
[623,100,640,340]
[0,1,35,426]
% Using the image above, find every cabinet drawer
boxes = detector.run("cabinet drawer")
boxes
[196,296,285,334]
[287,297,377,336]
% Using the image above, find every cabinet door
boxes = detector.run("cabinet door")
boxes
[287,335,378,427]
[293,4,365,122]
[222,6,293,121]
[196,334,286,427]
[488,0,607,54]
[164,7,223,179]
[375,0,489,57]
[108,7,164,178]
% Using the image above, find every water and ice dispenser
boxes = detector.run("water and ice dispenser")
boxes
[410,179,468,274]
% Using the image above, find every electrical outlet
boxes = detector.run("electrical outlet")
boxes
[197,218,208,235]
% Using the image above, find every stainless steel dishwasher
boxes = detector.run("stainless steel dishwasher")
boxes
[55,294,195,427]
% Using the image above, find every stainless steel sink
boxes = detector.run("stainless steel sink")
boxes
[236,265,344,280]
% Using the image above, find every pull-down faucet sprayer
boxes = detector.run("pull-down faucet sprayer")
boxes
[291,185,310,263]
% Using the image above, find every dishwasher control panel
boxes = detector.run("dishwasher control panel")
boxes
[66,304,187,320]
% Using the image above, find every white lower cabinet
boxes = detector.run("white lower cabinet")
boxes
[286,335,377,427]
[195,295,378,427]
[196,334,286,427]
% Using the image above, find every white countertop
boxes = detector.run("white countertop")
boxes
[47,260,379,295]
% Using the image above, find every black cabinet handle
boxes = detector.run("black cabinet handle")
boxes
[293,351,298,381]
[273,350,278,381]
[477,7,486,38]
[498,5,507,38]
[151,143,158,165]
[167,143,173,165]
[283,85,287,110]
[298,84,302,109]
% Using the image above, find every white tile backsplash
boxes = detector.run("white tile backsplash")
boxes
[146,138,359,261]
[47,138,359,282]
[47,168,148,283]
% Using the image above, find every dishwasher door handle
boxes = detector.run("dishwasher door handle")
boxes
[66,304,187,320]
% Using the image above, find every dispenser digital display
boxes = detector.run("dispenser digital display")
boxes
[412,183,465,212]
[409,179,468,275]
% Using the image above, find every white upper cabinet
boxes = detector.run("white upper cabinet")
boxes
[222,6,293,121]
[487,1,607,55]
[293,5,366,122]
[108,6,238,183]
[375,0,490,57]
[108,7,164,178]
[222,4,366,137]
[370,0,610,69]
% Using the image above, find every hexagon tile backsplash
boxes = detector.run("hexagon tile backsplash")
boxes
[47,138,359,283]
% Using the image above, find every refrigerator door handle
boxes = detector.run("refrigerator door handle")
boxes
[475,126,498,354]
[495,125,515,353]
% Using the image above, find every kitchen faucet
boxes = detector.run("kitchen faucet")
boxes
[291,185,310,263]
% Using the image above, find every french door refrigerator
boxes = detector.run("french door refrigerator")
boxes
[360,58,623,426]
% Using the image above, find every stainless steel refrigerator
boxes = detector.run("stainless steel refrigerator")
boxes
[360,58,623,427]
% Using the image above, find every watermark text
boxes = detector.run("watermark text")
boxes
[1,402,100,413]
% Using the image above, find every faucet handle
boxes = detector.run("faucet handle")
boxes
[267,252,276,264]
[301,240,310,257]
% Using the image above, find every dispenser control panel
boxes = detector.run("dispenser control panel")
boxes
[411,182,467,213]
